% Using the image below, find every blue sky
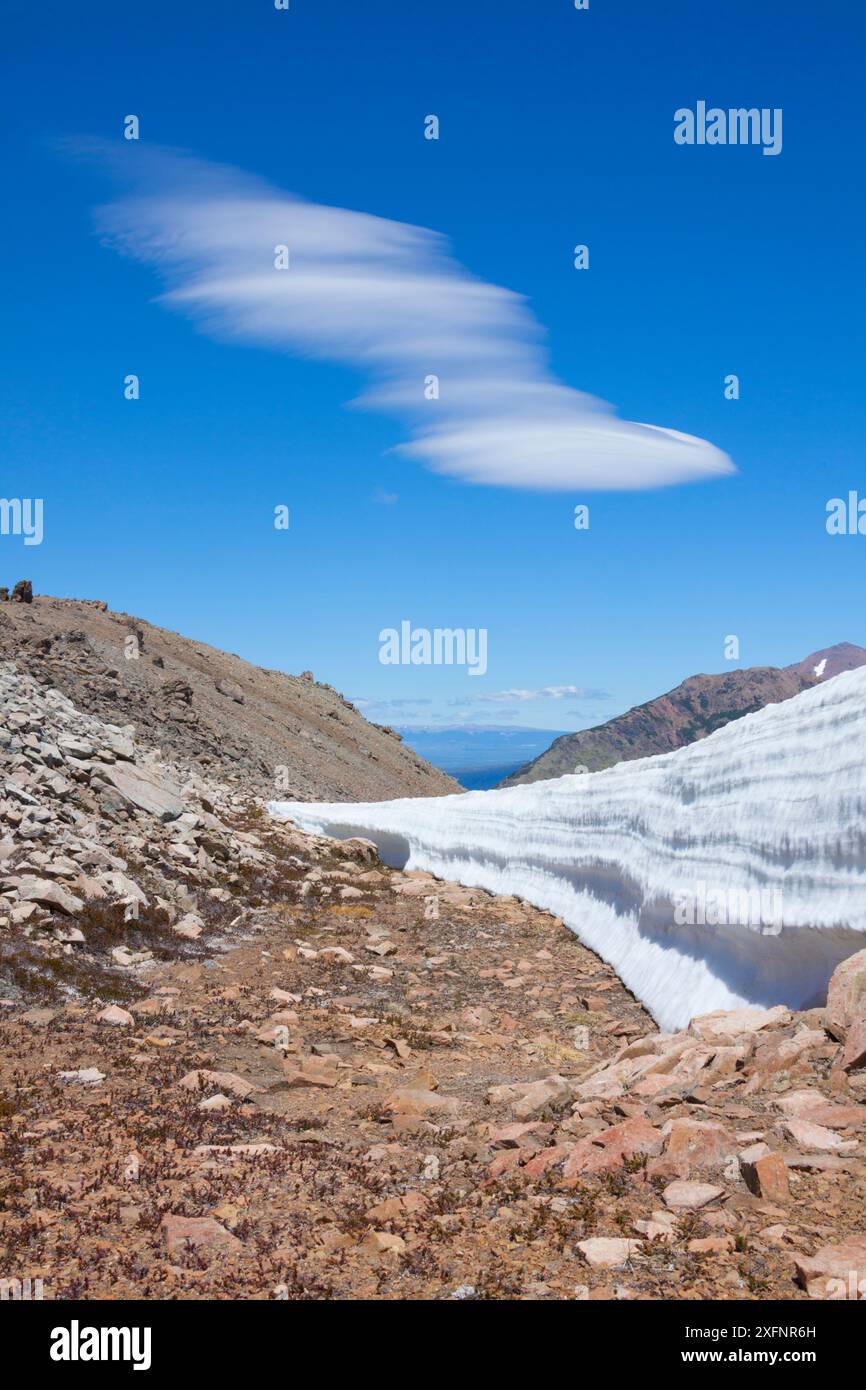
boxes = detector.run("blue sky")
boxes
[1,0,864,730]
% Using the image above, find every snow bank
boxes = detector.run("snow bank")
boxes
[269,667,866,1030]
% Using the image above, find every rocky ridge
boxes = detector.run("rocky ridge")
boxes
[0,589,458,802]
[0,660,274,948]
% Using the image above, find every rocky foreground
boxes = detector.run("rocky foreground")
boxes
[1,662,865,1300]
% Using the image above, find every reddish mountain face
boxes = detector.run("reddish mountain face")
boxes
[788,643,866,682]
[500,643,866,787]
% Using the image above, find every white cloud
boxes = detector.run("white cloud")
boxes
[85,144,735,491]
[350,696,432,713]
[451,684,609,704]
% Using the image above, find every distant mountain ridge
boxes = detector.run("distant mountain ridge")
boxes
[499,642,866,787]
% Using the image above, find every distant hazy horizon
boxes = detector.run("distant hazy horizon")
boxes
[394,723,571,788]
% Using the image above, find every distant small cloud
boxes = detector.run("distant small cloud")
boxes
[471,684,610,704]
[350,696,432,714]
[373,488,399,504]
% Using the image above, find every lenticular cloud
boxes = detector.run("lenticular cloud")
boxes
[87,143,734,491]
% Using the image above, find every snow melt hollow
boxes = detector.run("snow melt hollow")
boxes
[269,667,866,1031]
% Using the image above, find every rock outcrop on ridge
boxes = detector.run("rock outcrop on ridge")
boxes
[0,588,458,802]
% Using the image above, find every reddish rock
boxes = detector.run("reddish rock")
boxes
[562,1115,662,1179]
[631,1072,680,1099]
[281,1060,339,1088]
[795,1236,866,1298]
[489,1121,554,1149]
[577,1237,642,1268]
[198,1093,232,1112]
[512,1075,574,1120]
[783,1118,852,1152]
[797,1103,864,1130]
[662,1180,724,1211]
[688,1236,735,1254]
[739,1146,790,1201]
[521,1144,571,1179]
[774,1089,864,1129]
[365,1192,429,1223]
[703,1044,752,1083]
[744,1028,826,1088]
[97,1004,134,1027]
[662,1118,738,1176]
[787,1153,852,1173]
[160,1214,242,1259]
[690,1005,790,1040]
[573,1061,631,1103]
[840,1018,866,1071]
[634,1210,677,1244]
[489,1078,536,1100]
[363,1231,406,1255]
[825,948,866,1040]
[487,1148,525,1180]
[385,1088,462,1116]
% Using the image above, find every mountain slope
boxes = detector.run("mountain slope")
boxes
[273,665,866,1031]
[0,590,459,801]
[789,641,866,681]
[499,643,866,787]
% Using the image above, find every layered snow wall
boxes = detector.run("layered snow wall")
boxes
[269,667,866,1030]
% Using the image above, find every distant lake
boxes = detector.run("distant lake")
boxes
[393,725,569,790]
[450,764,530,790]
